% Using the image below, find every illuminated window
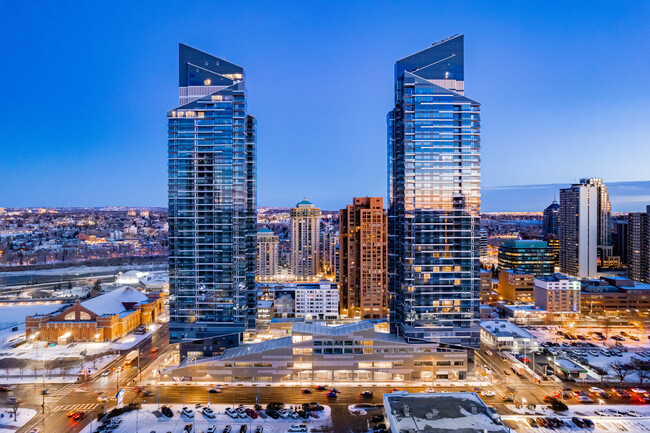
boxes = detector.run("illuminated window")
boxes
[204,79,212,85]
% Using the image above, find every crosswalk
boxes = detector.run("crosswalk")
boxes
[50,403,102,412]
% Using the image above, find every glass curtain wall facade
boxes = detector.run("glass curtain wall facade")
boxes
[388,35,481,347]
[168,44,257,342]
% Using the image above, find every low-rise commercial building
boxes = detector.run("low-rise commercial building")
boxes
[383,392,507,433]
[165,321,468,384]
[551,357,588,380]
[480,320,538,352]
[498,269,534,303]
[580,276,650,316]
[26,287,164,342]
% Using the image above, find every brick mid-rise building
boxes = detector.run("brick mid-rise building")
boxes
[26,287,164,342]
[339,197,388,319]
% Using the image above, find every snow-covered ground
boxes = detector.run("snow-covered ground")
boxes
[0,322,159,383]
[0,408,37,433]
[0,263,166,278]
[79,403,332,433]
[0,302,67,330]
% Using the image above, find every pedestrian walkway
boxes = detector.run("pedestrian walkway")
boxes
[50,403,101,412]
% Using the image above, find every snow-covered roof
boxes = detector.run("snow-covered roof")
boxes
[217,337,293,361]
[383,392,508,433]
[481,320,535,339]
[81,286,149,316]
[292,320,373,336]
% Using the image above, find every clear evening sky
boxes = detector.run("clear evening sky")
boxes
[1,1,649,211]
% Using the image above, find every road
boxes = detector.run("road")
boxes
[7,335,650,433]
[13,324,170,433]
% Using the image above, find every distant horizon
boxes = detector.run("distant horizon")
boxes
[3,179,649,213]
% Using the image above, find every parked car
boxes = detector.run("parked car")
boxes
[161,406,173,418]
[181,407,194,418]
[572,417,585,428]
[583,418,594,428]
[223,426,232,433]
[207,426,217,433]
[226,407,239,418]
[203,407,216,418]
[239,425,247,433]
[287,425,308,433]
[255,426,263,433]
[184,424,193,433]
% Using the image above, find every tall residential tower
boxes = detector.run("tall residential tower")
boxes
[579,178,612,261]
[257,228,279,281]
[291,199,321,281]
[559,183,597,278]
[388,35,481,346]
[168,44,257,343]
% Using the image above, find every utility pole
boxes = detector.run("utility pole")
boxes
[41,357,45,414]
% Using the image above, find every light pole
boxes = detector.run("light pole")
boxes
[41,356,45,414]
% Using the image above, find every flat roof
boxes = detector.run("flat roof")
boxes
[480,320,535,339]
[383,392,507,433]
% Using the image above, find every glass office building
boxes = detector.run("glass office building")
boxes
[388,35,481,347]
[497,240,554,276]
[168,44,257,343]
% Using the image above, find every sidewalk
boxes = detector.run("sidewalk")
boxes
[141,379,491,388]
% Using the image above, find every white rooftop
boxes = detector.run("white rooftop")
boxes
[383,392,507,433]
[81,286,149,316]
[481,320,535,339]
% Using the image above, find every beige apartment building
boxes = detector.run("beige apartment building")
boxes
[290,199,321,281]
[534,273,580,314]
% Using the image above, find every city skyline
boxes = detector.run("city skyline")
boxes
[2,1,650,211]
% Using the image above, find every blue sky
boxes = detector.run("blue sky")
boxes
[1,1,649,211]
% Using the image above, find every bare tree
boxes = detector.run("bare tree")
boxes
[9,396,20,420]
[631,359,650,384]
[610,362,632,385]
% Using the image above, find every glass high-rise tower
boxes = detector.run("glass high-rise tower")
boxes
[168,44,257,343]
[388,35,481,347]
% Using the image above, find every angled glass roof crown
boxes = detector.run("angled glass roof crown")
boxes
[179,43,244,87]
[395,34,464,82]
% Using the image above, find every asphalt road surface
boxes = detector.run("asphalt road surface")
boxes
[7,335,649,433]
